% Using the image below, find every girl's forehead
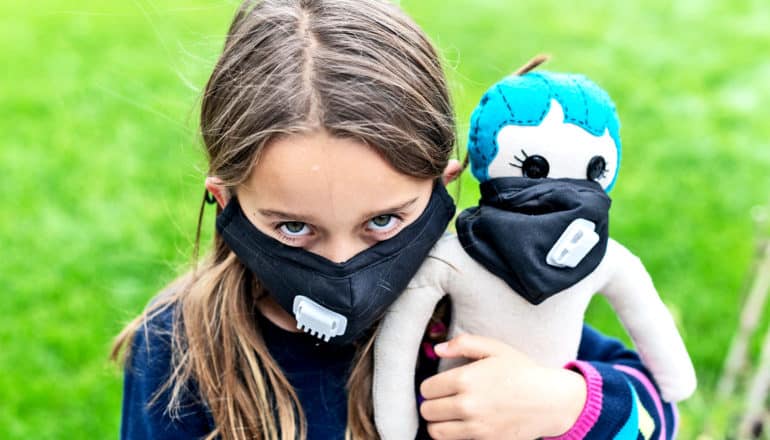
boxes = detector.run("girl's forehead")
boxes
[238,130,431,222]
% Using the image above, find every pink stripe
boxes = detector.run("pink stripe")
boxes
[672,402,679,438]
[613,365,667,440]
[421,342,438,360]
[544,361,603,440]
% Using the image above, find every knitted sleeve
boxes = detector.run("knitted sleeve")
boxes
[546,325,679,440]
[120,305,214,440]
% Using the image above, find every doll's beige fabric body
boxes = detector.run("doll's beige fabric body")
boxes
[373,234,696,440]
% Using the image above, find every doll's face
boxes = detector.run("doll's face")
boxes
[486,100,618,190]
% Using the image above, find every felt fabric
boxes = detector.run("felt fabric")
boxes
[372,234,696,439]
[467,71,622,190]
[215,182,455,345]
[456,176,611,304]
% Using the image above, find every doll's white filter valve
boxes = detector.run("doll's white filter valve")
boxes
[546,218,600,268]
[293,295,348,342]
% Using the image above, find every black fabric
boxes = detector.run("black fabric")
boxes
[216,182,456,345]
[456,177,611,305]
[256,311,356,440]
[121,302,673,439]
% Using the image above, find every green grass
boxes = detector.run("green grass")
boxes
[3,0,769,438]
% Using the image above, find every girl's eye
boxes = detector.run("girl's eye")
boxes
[279,221,310,237]
[367,214,398,231]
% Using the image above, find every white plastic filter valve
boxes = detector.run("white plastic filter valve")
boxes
[292,295,348,342]
[546,218,600,268]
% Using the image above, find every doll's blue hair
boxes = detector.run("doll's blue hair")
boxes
[467,71,622,191]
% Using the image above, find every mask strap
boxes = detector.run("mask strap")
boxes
[204,189,217,205]
[194,189,218,263]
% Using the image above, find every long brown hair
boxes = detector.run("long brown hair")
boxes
[111,1,455,439]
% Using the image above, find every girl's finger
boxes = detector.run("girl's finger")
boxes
[420,367,463,399]
[426,420,475,440]
[419,395,467,422]
[434,333,514,360]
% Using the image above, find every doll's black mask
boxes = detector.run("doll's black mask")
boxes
[456,177,611,305]
[216,182,456,345]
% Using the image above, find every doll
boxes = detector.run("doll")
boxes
[372,59,697,439]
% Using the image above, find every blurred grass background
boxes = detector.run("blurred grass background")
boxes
[2,0,769,438]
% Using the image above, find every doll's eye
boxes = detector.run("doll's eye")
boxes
[521,155,550,179]
[510,149,549,179]
[586,156,608,181]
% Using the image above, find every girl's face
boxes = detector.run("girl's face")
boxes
[231,130,437,263]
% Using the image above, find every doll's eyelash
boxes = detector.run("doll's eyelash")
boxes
[509,149,529,169]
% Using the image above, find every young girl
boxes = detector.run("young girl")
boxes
[113,0,679,439]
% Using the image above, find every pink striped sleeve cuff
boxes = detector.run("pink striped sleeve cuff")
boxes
[543,360,604,440]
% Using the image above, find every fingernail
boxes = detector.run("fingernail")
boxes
[434,342,447,354]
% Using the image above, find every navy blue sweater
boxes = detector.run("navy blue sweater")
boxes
[120,304,678,439]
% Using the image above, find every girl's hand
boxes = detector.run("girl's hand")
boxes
[419,334,587,440]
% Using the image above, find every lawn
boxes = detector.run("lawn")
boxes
[3,0,770,438]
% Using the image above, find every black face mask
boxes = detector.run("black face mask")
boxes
[216,182,456,345]
[456,177,611,305]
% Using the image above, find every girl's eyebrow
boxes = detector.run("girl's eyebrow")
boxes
[257,209,316,222]
[360,197,418,221]
[257,197,419,223]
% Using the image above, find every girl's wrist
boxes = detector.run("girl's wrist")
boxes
[543,367,588,437]
[543,361,604,439]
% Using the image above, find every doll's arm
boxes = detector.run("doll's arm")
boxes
[600,240,696,402]
[548,325,679,440]
[373,276,446,440]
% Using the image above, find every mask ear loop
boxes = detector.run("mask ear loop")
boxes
[194,189,218,264]
[204,190,217,205]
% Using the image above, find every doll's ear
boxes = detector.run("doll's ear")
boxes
[514,54,550,75]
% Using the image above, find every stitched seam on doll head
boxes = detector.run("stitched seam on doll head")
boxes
[576,76,590,127]
[552,85,567,125]
[495,84,516,121]
[532,72,554,124]
[469,92,494,180]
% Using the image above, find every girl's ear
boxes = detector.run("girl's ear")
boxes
[205,176,231,209]
[441,159,462,185]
